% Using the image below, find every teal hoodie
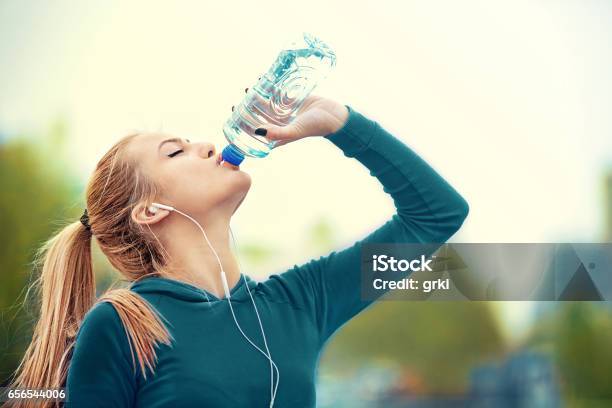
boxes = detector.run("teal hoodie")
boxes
[65,105,469,407]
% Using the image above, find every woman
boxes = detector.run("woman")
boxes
[6,95,469,407]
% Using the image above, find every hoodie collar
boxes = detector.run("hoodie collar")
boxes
[129,274,258,303]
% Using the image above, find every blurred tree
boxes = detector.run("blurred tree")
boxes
[556,302,612,400]
[0,120,82,385]
[306,216,337,254]
[527,302,612,403]
[237,242,278,266]
[320,301,505,393]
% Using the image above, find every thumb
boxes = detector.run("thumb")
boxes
[255,123,301,141]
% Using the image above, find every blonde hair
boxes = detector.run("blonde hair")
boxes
[4,133,174,408]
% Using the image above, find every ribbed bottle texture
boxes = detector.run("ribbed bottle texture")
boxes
[221,33,336,166]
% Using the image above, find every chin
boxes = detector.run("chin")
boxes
[234,170,252,190]
[228,171,251,206]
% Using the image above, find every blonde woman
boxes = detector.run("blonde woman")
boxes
[5,95,468,407]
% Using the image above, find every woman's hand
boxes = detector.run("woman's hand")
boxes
[232,93,349,147]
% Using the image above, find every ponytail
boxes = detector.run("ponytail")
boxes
[4,221,173,408]
[6,131,176,407]
[5,221,94,407]
[98,289,174,381]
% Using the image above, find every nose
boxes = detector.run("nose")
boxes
[198,143,216,160]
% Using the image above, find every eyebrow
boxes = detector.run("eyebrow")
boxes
[158,137,186,151]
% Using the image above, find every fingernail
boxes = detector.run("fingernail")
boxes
[231,105,234,112]
[254,128,267,136]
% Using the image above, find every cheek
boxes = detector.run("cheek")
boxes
[162,170,251,209]
[159,169,214,202]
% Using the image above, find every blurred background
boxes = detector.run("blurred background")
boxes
[1,0,611,406]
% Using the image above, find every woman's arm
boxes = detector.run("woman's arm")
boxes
[262,103,469,344]
[66,302,137,407]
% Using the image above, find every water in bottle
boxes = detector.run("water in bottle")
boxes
[221,32,336,166]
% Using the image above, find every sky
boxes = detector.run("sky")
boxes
[1,0,611,340]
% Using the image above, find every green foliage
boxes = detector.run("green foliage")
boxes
[237,242,279,266]
[306,216,337,253]
[556,303,612,399]
[527,302,612,401]
[320,301,505,393]
[0,124,81,384]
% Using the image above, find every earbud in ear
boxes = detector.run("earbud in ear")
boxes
[149,202,175,214]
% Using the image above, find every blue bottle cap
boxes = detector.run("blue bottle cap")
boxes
[221,144,245,166]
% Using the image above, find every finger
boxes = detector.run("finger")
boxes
[255,124,299,141]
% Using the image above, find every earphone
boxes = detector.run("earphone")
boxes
[148,202,279,407]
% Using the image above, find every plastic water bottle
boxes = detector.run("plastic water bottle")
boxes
[221,32,336,166]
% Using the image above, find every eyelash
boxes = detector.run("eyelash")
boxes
[167,149,183,158]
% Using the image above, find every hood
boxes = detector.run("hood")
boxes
[129,274,259,303]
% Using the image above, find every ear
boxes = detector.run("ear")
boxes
[131,202,170,226]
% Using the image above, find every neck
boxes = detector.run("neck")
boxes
[158,211,241,299]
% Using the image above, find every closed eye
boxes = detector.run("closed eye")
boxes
[167,149,183,158]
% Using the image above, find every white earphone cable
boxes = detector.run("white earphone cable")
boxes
[225,290,280,407]
[230,227,280,406]
[166,206,279,407]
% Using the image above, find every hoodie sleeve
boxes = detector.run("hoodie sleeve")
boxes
[66,302,137,407]
[263,105,469,344]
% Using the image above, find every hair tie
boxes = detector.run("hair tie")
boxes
[80,209,91,232]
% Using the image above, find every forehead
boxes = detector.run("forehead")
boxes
[128,132,174,152]
[126,132,178,158]
[122,132,173,169]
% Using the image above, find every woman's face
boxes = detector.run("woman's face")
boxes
[127,132,251,218]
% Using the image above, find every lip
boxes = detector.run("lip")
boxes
[216,152,239,170]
